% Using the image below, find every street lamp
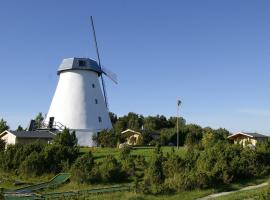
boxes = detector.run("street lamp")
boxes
[177,99,182,149]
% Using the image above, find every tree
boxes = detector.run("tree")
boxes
[143,145,164,194]
[0,118,9,133]
[109,112,118,125]
[92,129,117,147]
[168,117,186,128]
[143,116,159,131]
[16,125,24,131]
[35,112,44,129]
[184,124,203,147]
[53,128,77,147]
[126,112,144,131]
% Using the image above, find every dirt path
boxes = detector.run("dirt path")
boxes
[197,182,268,200]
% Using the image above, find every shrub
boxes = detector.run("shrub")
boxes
[163,151,184,178]
[43,144,79,174]
[53,128,77,147]
[19,151,45,176]
[99,155,126,182]
[71,152,100,183]
[119,145,132,160]
[93,129,118,147]
[142,145,164,194]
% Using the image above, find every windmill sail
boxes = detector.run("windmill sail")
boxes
[101,66,118,84]
[90,16,109,108]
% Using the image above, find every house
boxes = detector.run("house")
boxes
[121,129,142,145]
[0,130,55,146]
[228,131,268,147]
[121,129,161,146]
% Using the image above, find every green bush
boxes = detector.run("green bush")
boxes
[19,151,45,176]
[142,145,165,194]
[92,129,118,147]
[71,152,100,183]
[99,155,127,182]
[53,128,77,147]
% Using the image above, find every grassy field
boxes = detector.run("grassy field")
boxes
[80,146,187,161]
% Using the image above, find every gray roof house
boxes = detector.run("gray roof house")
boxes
[0,130,55,146]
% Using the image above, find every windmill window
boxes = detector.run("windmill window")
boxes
[79,60,86,67]
[98,117,102,123]
[95,99,98,104]
[92,84,95,88]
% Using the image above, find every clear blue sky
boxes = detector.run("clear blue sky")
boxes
[1,0,270,133]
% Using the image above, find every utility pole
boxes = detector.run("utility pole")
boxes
[177,99,181,149]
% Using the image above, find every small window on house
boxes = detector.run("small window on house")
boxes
[79,60,86,67]
[95,99,98,104]
[98,116,102,123]
[92,84,95,88]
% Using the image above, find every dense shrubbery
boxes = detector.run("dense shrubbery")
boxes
[71,147,132,184]
[138,137,270,194]
[1,115,270,197]
[0,128,79,176]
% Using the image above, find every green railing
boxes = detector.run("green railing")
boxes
[15,173,71,193]
[5,184,132,200]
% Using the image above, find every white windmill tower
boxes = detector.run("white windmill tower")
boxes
[45,17,117,146]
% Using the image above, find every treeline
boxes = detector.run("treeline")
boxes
[94,112,230,147]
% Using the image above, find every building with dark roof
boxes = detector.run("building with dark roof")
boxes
[0,130,55,146]
[228,131,268,147]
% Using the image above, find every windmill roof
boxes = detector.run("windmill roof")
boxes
[0,130,55,139]
[57,57,102,75]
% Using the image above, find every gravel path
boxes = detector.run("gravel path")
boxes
[197,182,268,200]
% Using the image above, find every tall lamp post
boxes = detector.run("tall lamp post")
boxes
[177,99,182,149]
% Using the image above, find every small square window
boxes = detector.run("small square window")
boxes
[95,99,98,104]
[92,84,95,88]
[98,117,102,123]
[79,60,86,67]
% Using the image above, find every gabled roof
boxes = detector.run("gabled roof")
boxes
[121,129,141,135]
[228,131,268,139]
[0,130,55,139]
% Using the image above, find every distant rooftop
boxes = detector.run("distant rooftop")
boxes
[57,57,102,75]
[228,131,268,139]
[4,130,55,139]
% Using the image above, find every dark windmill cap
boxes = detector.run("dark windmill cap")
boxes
[57,57,102,75]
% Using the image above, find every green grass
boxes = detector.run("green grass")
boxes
[40,190,214,200]
[80,146,187,162]
[213,186,268,200]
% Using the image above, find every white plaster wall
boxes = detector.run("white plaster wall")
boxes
[46,70,112,146]
[2,133,16,145]
[75,130,96,147]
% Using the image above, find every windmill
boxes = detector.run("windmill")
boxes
[45,17,117,146]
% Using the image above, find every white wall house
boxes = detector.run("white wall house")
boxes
[0,130,54,146]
